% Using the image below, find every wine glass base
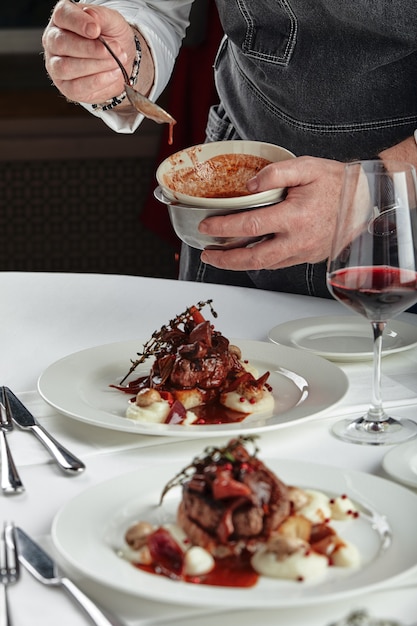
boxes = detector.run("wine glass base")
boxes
[331,416,417,446]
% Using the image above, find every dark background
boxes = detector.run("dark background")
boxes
[0,0,221,278]
[0,1,56,26]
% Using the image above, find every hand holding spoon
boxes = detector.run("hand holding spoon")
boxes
[69,0,176,141]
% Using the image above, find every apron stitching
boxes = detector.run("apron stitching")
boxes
[228,46,417,133]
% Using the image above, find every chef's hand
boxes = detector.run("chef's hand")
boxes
[42,0,152,105]
[199,156,345,271]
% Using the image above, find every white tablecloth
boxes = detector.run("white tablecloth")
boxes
[1,272,417,626]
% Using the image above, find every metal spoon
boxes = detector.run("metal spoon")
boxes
[98,36,176,127]
[69,0,176,135]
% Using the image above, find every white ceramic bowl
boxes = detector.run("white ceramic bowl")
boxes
[155,140,296,209]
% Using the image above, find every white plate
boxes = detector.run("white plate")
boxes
[52,458,417,609]
[383,440,417,488]
[268,316,417,362]
[37,339,347,437]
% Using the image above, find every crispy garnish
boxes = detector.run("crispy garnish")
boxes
[159,435,259,504]
[119,300,217,384]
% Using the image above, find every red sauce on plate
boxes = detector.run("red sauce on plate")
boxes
[136,551,259,588]
[116,372,273,426]
[124,392,250,426]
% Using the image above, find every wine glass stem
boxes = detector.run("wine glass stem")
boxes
[368,321,387,421]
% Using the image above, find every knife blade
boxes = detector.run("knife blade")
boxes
[14,527,123,626]
[4,388,85,474]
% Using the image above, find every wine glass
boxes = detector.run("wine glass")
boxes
[327,160,417,445]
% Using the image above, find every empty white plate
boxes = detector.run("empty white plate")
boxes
[383,440,417,489]
[268,315,417,362]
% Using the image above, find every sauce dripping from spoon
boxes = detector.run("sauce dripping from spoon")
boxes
[99,36,176,144]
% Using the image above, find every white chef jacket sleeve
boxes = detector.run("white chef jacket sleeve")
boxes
[77,0,193,133]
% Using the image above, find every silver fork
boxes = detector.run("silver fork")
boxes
[0,390,24,494]
[0,522,20,626]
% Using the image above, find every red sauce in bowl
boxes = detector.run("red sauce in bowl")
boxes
[164,153,271,199]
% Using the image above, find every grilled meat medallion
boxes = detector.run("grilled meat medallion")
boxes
[154,321,237,390]
[176,440,290,556]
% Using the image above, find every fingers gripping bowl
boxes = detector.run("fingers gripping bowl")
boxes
[154,140,296,250]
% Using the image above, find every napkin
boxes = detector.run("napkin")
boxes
[328,354,417,418]
[6,390,185,467]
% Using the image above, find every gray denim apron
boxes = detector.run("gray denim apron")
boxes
[179,0,417,297]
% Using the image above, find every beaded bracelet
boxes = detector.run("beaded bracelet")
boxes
[92,33,142,112]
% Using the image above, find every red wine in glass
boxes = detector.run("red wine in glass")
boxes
[328,266,417,322]
[327,160,417,445]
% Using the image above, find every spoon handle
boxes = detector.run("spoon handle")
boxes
[98,36,130,83]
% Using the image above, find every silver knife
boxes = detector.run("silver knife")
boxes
[14,527,123,626]
[4,388,85,474]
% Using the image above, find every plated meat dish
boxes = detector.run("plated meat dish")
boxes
[122,437,361,586]
[112,301,274,426]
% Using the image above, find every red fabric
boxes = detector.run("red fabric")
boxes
[140,2,223,249]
